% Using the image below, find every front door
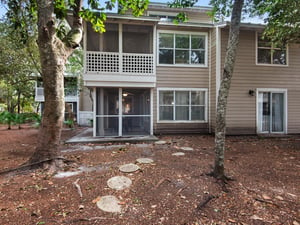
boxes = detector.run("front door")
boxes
[95,87,151,137]
[257,90,286,133]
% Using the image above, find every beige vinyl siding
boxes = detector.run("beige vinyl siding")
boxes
[146,6,212,24]
[153,67,210,134]
[187,11,212,24]
[153,28,211,134]
[209,28,217,132]
[220,29,300,134]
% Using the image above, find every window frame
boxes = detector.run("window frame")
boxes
[157,88,208,123]
[157,30,208,67]
[256,32,288,66]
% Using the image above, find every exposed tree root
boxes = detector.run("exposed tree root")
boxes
[63,217,111,223]
[0,157,74,176]
[206,169,235,193]
[196,195,216,210]
[73,178,83,198]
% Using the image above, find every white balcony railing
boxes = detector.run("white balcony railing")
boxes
[35,87,78,102]
[85,51,154,75]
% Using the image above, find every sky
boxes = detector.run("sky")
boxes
[0,0,262,23]
[0,0,211,18]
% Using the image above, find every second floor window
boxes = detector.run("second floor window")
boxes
[257,33,287,65]
[158,31,207,66]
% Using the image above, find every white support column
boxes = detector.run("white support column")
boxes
[119,23,123,73]
[153,24,157,76]
[99,88,104,136]
[93,87,96,137]
[118,88,122,136]
[150,88,154,135]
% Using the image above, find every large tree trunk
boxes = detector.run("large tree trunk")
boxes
[213,0,244,180]
[28,0,66,165]
[28,0,82,169]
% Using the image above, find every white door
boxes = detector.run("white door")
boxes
[257,90,286,133]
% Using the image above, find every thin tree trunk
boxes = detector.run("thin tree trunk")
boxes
[213,0,244,180]
[17,90,21,129]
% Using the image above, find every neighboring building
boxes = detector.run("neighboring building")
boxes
[79,2,300,137]
[35,74,81,123]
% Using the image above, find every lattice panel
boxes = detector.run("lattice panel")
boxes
[122,54,154,74]
[86,52,119,73]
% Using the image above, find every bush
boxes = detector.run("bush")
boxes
[0,111,41,129]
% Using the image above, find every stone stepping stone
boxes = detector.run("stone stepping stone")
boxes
[136,158,154,164]
[96,195,122,213]
[119,163,140,173]
[172,152,185,156]
[155,140,167,145]
[54,170,82,178]
[180,147,194,151]
[107,176,132,190]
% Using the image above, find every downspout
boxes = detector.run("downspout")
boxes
[208,29,212,133]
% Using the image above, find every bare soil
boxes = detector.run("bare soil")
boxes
[0,124,299,225]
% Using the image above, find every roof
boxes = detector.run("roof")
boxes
[148,2,212,13]
[216,21,266,30]
[106,13,160,23]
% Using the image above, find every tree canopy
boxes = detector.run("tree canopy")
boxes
[0,21,39,113]
[252,0,300,44]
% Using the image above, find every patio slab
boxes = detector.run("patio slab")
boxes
[65,128,158,144]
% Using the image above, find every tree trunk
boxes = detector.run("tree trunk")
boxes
[28,0,83,169]
[17,90,21,129]
[213,0,244,180]
[28,0,67,165]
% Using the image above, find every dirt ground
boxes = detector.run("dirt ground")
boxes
[0,124,299,225]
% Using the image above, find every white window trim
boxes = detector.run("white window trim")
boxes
[157,30,208,67]
[157,88,208,123]
[256,88,288,134]
[255,32,289,67]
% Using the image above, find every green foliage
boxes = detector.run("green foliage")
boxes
[0,22,38,113]
[168,0,197,23]
[6,0,37,45]
[0,111,41,129]
[118,0,149,17]
[252,0,300,44]
[208,0,300,44]
[64,119,74,128]
[0,111,15,128]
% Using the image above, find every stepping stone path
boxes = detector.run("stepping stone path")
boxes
[54,170,82,178]
[136,158,154,164]
[96,195,122,213]
[107,176,132,190]
[96,162,146,213]
[180,147,194,151]
[172,152,185,156]
[155,140,167,145]
[119,163,140,173]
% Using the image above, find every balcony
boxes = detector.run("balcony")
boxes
[84,52,156,87]
[35,87,79,102]
[86,51,154,75]
[83,22,156,87]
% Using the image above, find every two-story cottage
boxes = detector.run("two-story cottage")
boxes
[79,2,300,137]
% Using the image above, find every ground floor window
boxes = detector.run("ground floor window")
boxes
[95,87,151,137]
[158,88,207,122]
[257,89,287,133]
